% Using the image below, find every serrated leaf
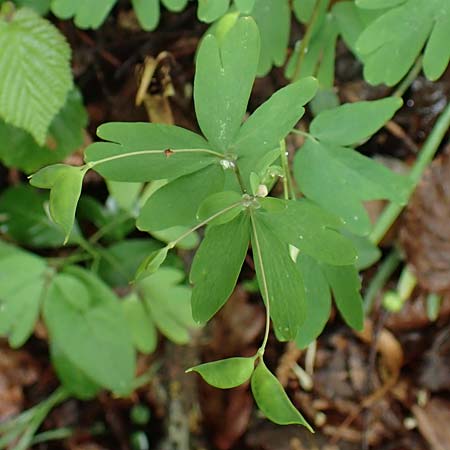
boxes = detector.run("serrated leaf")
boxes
[196,191,243,226]
[122,293,157,354]
[0,185,70,247]
[255,198,357,266]
[194,17,260,151]
[190,213,250,323]
[197,0,229,22]
[188,356,255,389]
[139,267,197,344]
[43,267,136,395]
[321,264,364,330]
[50,0,117,28]
[0,249,49,347]
[295,254,331,349]
[251,0,290,76]
[310,98,403,146]
[251,215,305,341]
[294,139,411,235]
[0,7,73,144]
[85,123,217,182]
[251,360,313,430]
[137,164,224,231]
[0,88,87,173]
[356,0,450,84]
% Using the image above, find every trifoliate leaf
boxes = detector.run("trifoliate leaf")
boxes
[0,7,72,144]
[295,254,331,349]
[85,123,217,182]
[251,0,290,76]
[251,215,305,341]
[190,213,250,323]
[0,246,49,347]
[0,89,87,173]
[137,164,225,231]
[255,198,357,266]
[356,0,450,84]
[196,191,243,226]
[251,360,313,430]
[321,264,364,330]
[194,17,260,151]
[309,98,403,146]
[187,356,255,389]
[43,266,136,395]
[50,0,116,28]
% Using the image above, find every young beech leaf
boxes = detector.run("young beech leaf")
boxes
[295,254,331,349]
[256,198,357,266]
[251,216,305,341]
[310,98,403,146]
[122,293,157,354]
[251,361,313,430]
[0,248,49,348]
[321,264,364,331]
[43,267,136,395]
[194,17,260,151]
[196,191,243,226]
[135,246,169,281]
[85,123,217,182]
[234,77,318,160]
[190,213,250,323]
[356,0,450,84]
[31,164,86,242]
[294,138,411,235]
[0,7,72,144]
[137,164,224,232]
[187,356,256,389]
[197,0,230,23]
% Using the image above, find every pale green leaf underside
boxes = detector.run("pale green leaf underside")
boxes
[0,8,73,144]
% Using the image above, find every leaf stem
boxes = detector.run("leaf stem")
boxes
[392,55,423,98]
[279,139,296,200]
[369,100,450,244]
[249,211,271,356]
[291,128,317,142]
[86,148,224,169]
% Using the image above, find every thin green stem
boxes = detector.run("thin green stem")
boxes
[88,212,132,244]
[31,428,73,445]
[169,201,244,248]
[364,248,401,313]
[233,162,247,194]
[291,128,317,142]
[87,148,224,169]
[370,101,450,244]
[392,55,423,98]
[292,0,324,81]
[249,211,271,356]
[279,140,296,200]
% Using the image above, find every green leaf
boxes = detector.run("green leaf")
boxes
[251,360,313,430]
[197,0,229,22]
[43,267,136,394]
[251,0,290,76]
[356,0,405,8]
[13,0,51,15]
[196,191,243,226]
[310,98,403,146]
[0,248,49,347]
[150,226,200,250]
[321,264,364,330]
[187,356,255,389]
[292,0,316,23]
[135,246,170,281]
[85,123,217,181]
[137,164,225,231]
[356,0,450,84]
[162,0,188,11]
[0,7,73,144]
[235,0,255,13]
[50,0,117,28]
[0,185,70,247]
[132,0,159,30]
[122,293,157,354]
[138,267,198,344]
[251,215,305,341]
[256,198,357,266]
[107,180,142,213]
[31,164,87,242]
[234,77,318,159]
[344,233,381,270]
[295,254,331,349]
[194,17,260,151]
[0,89,87,173]
[190,213,250,323]
[294,139,411,235]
